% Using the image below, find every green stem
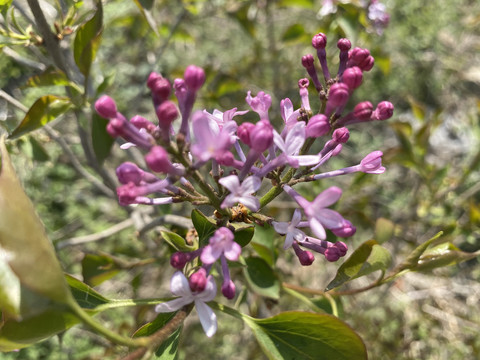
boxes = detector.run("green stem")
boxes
[92,298,172,312]
[259,167,296,209]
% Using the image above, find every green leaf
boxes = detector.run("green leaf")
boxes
[66,274,110,309]
[414,243,480,272]
[396,231,444,272]
[24,68,76,89]
[73,1,103,77]
[81,253,120,287]
[278,0,314,8]
[281,24,307,43]
[9,96,72,139]
[91,112,114,164]
[250,224,277,267]
[132,0,158,35]
[243,256,279,299]
[374,217,395,244]
[0,135,71,304]
[231,223,254,247]
[160,231,195,252]
[244,311,367,360]
[326,240,392,291]
[133,312,182,359]
[191,209,217,247]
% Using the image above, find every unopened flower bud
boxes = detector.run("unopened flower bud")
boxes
[333,127,350,143]
[189,268,208,293]
[372,101,394,120]
[147,72,171,101]
[301,54,315,68]
[312,33,327,49]
[354,101,374,120]
[348,47,374,71]
[342,66,363,90]
[331,220,356,237]
[250,120,273,152]
[306,114,330,138]
[221,279,236,300]
[95,95,117,119]
[359,150,385,173]
[237,122,255,146]
[117,182,139,206]
[170,252,189,269]
[130,115,156,131]
[328,83,350,107]
[324,247,341,262]
[145,146,173,173]
[116,162,144,185]
[337,38,351,52]
[184,65,205,91]
[156,100,179,128]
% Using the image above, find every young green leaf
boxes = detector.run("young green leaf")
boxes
[243,256,280,299]
[191,209,217,247]
[91,112,115,164]
[9,96,72,139]
[160,230,195,252]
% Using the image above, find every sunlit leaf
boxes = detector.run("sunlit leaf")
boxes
[244,311,367,360]
[326,240,392,291]
[9,96,72,139]
[243,256,280,299]
[160,231,195,252]
[65,274,110,309]
[396,231,444,272]
[191,209,217,247]
[415,243,480,272]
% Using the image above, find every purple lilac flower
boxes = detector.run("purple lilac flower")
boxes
[219,175,261,211]
[272,209,307,249]
[155,271,217,337]
[201,227,241,264]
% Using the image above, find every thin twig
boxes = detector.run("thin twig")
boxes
[56,218,134,249]
[2,46,46,71]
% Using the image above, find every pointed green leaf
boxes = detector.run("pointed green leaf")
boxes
[9,96,72,139]
[414,243,480,272]
[65,274,110,309]
[24,68,74,88]
[81,253,120,287]
[396,231,444,272]
[191,209,217,247]
[28,136,50,162]
[132,0,158,35]
[73,1,103,77]
[0,136,71,303]
[91,112,114,164]
[160,230,195,252]
[243,256,280,299]
[244,311,367,360]
[326,240,392,291]
[231,223,254,247]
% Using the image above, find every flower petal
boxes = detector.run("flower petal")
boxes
[283,232,294,249]
[200,245,222,265]
[309,217,327,240]
[223,241,242,261]
[291,208,302,226]
[219,175,240,193]
[195,300,217,337]
[240,195,260,212]
[285,122,306,155]
[155,297,191,313]
[272,221,289,234]
[196,275,217,302]
[170,271,192,297]
[316,208,345,229]
[290,154,320,166]
[312,186,342,209]
[241,176,261,193]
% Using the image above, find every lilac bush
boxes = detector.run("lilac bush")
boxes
[95,32,394,337]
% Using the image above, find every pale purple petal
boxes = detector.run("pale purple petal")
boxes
[201,245,223,265]
[273,130,287,153]
[195,276,217,302]
[155,297,192,313]
[312,186,342,209]
[284,232,295,249]
[221,194,238,209]
[272,221,289,234]
[239,195,260,212]
[195,300,217,337]
[292,228,306,242]
[284,122,306,155]
[241,176,261,193]
[223,241,242,261]
[218,175,240,193]
[316,208,345,229]
[290,155,320,166]
[291,208,302,227]
[309,217,327,240]
[170,271,192,297]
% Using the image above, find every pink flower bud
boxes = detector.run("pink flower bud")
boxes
[328,83,350,107]
[170,252,189,269]
[130,115,156,131]
[324,247,341,262]
[348,47,374,71]
[250,120,274,152]
[353,101,374,120]
[301,54,315,68]
[145,146,173,173]
[359,150,385,174]
[189,268,208,293]
[147,72,171,101]
[372,101,394,120]
[117,182,140,206]
[333,127,350,143]
[237,122,255,146]
[184,65,205,91]
[312,33,327,49]
[297,248,315,266]
[116,162,144,185]
[222,279,236,300]
[156,100,179,128]
[95,95,117,119]
[331,220,356,237]
[306,114,330,138]
[342,66,363,90]
[106,118,124,137]
[337,38,351,52]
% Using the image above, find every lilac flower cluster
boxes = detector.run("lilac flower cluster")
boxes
[95,33,393,336]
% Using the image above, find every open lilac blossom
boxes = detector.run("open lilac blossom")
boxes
[272,209,307,249]
[313,151,385,180]
[201,227,241,265]
[246,91,271,120]
[219,175,261,211]
[155,271,217,337]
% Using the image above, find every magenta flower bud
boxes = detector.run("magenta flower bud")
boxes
[337,38,351,52]
[335,241,348,257]
[145,146,173,173]
[221,279,236,300]
[106,118,123,137]
[354,101,374,120]
[95,95,117,119]
[130,115,156,131]
[293,243,315,266]
[331,220,356,237]
[359,150,385,173]
[306,114,330,138]
[170,252,189,269]
[189,268,208,293]
[324,248,341,262]
[332,127,350,143]
[147,72,171,101]
[342,66,363,90]
[184,65,205,91]
[116,162,144,185]
[312,33,327,49]
[328,83,350,107]
[156,100,179,128]
[117,182,138,206]
[372,101,394,121]
[250,120,274,152]
[348,47,374,71]
[301,54,315,68]
[216,151,234,166]
[237,122,255,146]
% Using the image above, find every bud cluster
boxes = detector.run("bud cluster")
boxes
[96,33,393,334]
